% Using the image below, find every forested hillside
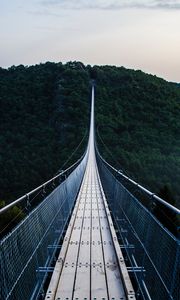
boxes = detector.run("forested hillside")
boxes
[0,62,179,209]
[93,65,180,208]
[0,62,90,205]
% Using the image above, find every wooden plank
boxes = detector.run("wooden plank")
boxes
[73,219,91,299]
[45,92,136,300]
[54,174,89,299]
[93,163,126,299]
[73,163,92,299]
[44,175,87,300]
[91,183,108,299]
[96,165,136,300]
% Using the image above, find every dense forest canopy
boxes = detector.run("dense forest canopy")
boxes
[0,61,179,209]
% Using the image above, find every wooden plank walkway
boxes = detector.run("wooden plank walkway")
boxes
[45,86,135,300]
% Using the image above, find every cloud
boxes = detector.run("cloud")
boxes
[35,25,60,31]
[40,0,180,10]
[28,9,63,17]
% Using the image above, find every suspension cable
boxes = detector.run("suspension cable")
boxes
[96,126,135,179]
[57,129,88,172]
[96,126,121,168]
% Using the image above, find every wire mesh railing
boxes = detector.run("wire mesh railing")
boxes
[97,153,180,300]
[0,152,88,300]
[0,154,85,238]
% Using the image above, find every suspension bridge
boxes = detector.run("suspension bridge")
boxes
[0,86,179,300]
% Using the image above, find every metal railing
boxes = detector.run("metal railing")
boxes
[0,154,85,216]
[97,152,180,300]
[98,151,180,215]
[0,151,88,300]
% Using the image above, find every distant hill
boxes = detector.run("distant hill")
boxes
[0,62,89,203]
[93,65,180,208]
[0,62,179,208]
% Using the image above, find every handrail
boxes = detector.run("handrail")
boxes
[96,150,180,215]
[0,153,86,215]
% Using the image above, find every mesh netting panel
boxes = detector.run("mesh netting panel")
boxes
[0,155,87,300]
[97,157,180,300]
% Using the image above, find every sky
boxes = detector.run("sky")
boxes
[0,0,180,82]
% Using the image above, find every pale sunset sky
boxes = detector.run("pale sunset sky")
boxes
[0,0,180,82]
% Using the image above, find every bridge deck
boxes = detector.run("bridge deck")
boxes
[45,87,135,300]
